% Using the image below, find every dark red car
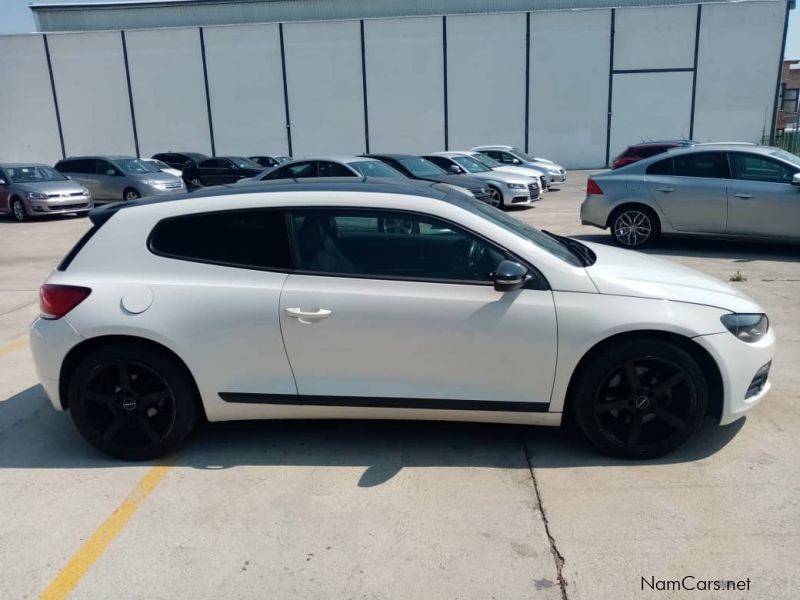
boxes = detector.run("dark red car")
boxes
[611,140,696,169]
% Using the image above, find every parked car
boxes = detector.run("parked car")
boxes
[582,144,800,247]
[250,156,284,169]
[472,146,567,187]
[364,154,496,205]
[612,140,696,169]
[246,156,407,182]
[182,156,264,187]
[141,158,182,178]
[0,163,92,222]
[422,152,539,208]
[274,156,293,165]
[465,151,550,192]
[32,179,774,460]
[55,156,184,202]
[151,152,209,172]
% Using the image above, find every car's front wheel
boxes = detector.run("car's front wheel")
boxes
[610,206,660,248]
[488,187,503,209]
[68,341,199,460]
[123,188,141,201]
[571,339,708,459]
[11,198,27,222]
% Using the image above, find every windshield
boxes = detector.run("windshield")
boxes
[230,157,262,169]
[5,165,67,183]
[452,155,489,173]
[399,157,446,177]
[348,160,404,178]
[185,153,208,163]
[462,200,583,266]
[771,149,800,168]
[112,158,161,174]
[151,160,171,169]
[470,153,502,168]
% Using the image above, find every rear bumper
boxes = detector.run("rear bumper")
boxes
[580,194,611,228]
[30,317,84,410]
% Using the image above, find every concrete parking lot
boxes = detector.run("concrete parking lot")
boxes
[1,172,798,599]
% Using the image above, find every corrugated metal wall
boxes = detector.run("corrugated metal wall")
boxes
[1,0,788,168]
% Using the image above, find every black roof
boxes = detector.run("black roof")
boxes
[89,177,458,226]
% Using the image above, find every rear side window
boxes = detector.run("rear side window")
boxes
[672,152,728,178]
[149,210,292,271]
[647,158,674,176]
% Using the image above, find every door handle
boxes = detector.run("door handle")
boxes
[655,187,674,193]
[734,193,754,199]
[285,307,332,324]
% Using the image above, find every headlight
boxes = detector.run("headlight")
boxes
[27,191,48,200]
[145,180,168,188]
[720,313,769,343]
[80,187,91,196]
[507,182,527,190]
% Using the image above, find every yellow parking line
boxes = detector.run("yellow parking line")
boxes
[39,464,173,600]
[0,335,28,357]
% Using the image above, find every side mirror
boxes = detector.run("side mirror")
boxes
[511,158,522,165]
[448,165,463,174]
[492,260,528,292]
[0,178,6,185]
[793,173,800,187]
[106,169,118,176]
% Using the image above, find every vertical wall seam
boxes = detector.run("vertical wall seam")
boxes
[120,31,140,157]
[279,23,293,156]
[43,35,66,159]
[199,28,216,156]
[525,12,531,154]
[770,0,791,144]
[689,5,702,140]
[604,8,615,167]
[442,16,449,151]
[360,20,370,154]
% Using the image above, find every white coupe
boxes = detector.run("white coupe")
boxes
[30,179,775,460]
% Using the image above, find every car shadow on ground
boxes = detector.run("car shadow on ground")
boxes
[0,384,744,486]
[572,233,800,263]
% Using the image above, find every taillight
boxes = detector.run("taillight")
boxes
[586,178,604,195]
[39,284,91,320]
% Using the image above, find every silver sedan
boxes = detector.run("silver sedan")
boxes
[581,143,800,247]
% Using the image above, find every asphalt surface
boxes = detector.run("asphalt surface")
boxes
[1,173,798,599]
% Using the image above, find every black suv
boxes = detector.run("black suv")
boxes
[151,152,209,171]
[182,157,264,187]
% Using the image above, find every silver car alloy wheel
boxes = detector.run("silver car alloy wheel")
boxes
[12,199,26,222]
[614,210,652,247]
[488,188,502,208]
[125,189,140,201]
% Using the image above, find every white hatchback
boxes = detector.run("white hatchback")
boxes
[30,180,775,460]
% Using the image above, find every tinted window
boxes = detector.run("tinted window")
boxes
[397,157,446,177]
[425,156,453,170]
[318,161,354,177]
[672,152,727,178]
[198,159,221,168]
[639,145,671,158]
[97,160,117,175]
[264,161,317,180]
[729,153,796,184]
[646,158,674,176]
[150,210,291,270]
[57,159,92,174]
[348,160,403,178]
[290,209,504,282]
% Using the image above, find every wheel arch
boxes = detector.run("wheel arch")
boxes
[604,201,663,229]
[563,329,723,421]
[58,334,206,419]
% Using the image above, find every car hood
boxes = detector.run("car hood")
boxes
[467,171,531,185]
[130,171,182,183]
[581,241,761,313]
[492,165,545,178]
[13,180,85,195]
[418,173,486,191]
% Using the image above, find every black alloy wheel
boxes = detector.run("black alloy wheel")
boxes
[572,340,707,458]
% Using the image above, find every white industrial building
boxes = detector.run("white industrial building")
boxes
[0,0,792,168]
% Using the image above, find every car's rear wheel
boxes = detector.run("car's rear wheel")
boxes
[123,188,141,201]
[488,187,503,209]
[68,342,198,460]
[11,199,27,222]
[610,205,660,248]
[571,339,707,459]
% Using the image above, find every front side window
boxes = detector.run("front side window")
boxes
[729,153,796,184]
[318,161,354,177]
[290,209,505,283]
[5,165,67,183]
[672,152,728,179]
[265,161,317,180]
[198,159,221,169]
[229,157,261,169]
[424,156,453,170]
[150,209,292,270]
[452,155,490,174]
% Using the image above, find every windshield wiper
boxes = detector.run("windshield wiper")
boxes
[542,230,596,266]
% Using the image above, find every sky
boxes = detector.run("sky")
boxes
[0,0,798,59]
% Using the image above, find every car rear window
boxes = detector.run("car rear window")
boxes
[149,209,292,271]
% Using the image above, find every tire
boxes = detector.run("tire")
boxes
[68,341,199,460]
[189,178,202,188]
[11,198,27,222]
[488,186,503,209]
[570,338,707,459]
[610,205,660,248]
[123,188,141,202]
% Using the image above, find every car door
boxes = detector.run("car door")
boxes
[644,151,728,233]
[279,208,558,407]
[95,159,125,201]
[725,152,800,239]
[195,159,221,185]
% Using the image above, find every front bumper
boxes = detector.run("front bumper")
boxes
[29,195,93,214]
[30,316,84,410]
[693,327,777,425]
[548,171,567,185]
[501,184,539,206]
